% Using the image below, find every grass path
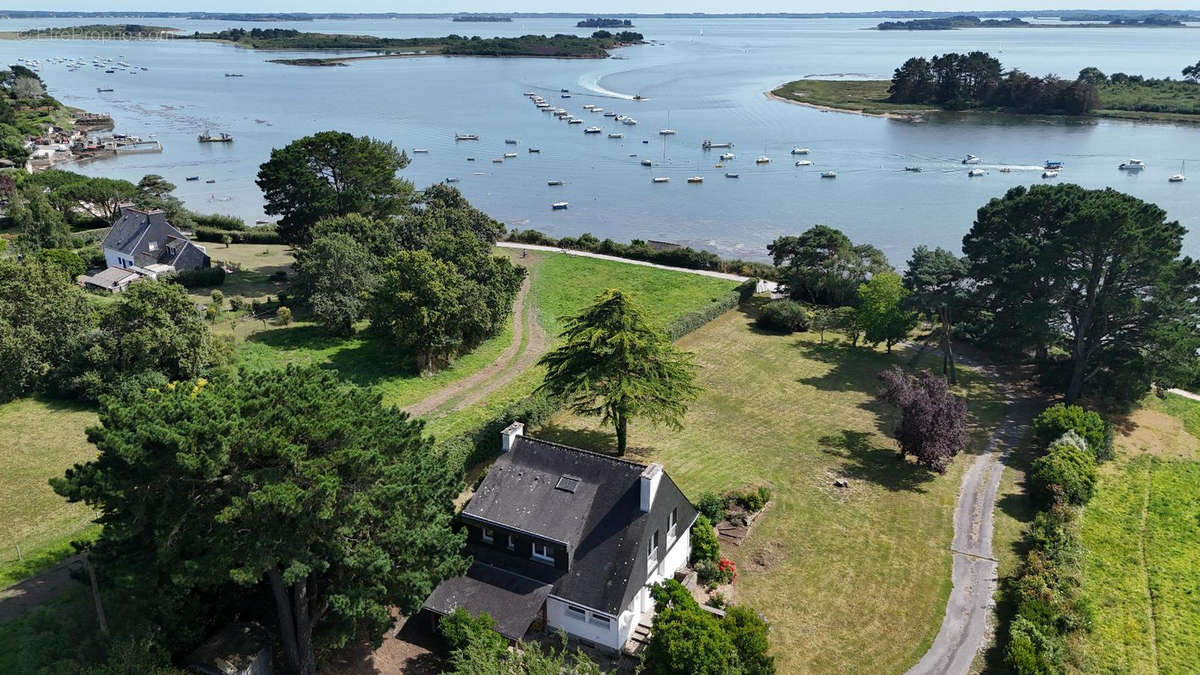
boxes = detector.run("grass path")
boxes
[1135,460,1162,674]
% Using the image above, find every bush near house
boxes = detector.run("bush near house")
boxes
[171,266,226,288]
[644,580,774,675]
[755,300,811,333]
[437,608,506,655]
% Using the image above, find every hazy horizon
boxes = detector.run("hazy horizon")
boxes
[14,2,1200,15]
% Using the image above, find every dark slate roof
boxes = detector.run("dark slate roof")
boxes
[102,205,209,271]
[462,436,697,616]
[423,562,552,641]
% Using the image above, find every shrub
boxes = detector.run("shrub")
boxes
[722,605,776,675]
[190,212,246,230]
[1006,616,1064,674]
[276,306,292,325]
[35,248,85,278]
[706,592,727,609]
[204,306,216,322]
[438,608,506,655]
[1032,403,1112,461]
[210,290,223,306]
[695,558,721,585]
[755,300,811,333]
[695,492,726,523]
[690,514,720,565]
[1030,434,1097,506]
[193,226,282,245]
[171,266,226,288]
[734,487,768,513]
[718,557,737,584]
[228,296,244,312]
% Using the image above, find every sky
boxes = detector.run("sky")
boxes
[25,2,1200,14]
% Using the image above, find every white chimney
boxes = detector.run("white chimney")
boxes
[639,463,663,512]
[501,421,524,452]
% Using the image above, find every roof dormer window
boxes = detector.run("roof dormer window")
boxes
[147,240,158,251]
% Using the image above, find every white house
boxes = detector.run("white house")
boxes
[423,423,697,651]
[101,205,209,273]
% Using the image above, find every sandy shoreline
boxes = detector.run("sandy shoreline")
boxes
[763,89,928,121]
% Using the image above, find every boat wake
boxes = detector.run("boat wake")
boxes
[577,73,638,100]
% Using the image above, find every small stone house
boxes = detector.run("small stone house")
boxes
[101,205,209,273]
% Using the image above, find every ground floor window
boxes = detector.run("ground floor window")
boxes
[588,613,611,629]
[565,604,586,622]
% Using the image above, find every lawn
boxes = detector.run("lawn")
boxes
[534,305,1009,673]
[0,399,99,588]
[770,79,935,116]
[1078,398,1200,673]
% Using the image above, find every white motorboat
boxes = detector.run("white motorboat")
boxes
[582,104,595,110]
[585,126,602,133]
[687,176,704,183]
[968,168,986,177]
[652,176,669,183]
[445,177,460,183]
[641,159,652,167]
[622,118,638,126]
[552,201,569,209]
[791,147,810,155]
[547,179,564,186]
[603,111,617,117]
[492,157,504,163]
[608,133,623,138]
[568,118,583,124]
[1042,170,1059,179]
[725,172,739,178]
[962,154,982,165]
[659,129,676,135]
[455,134,479,141]
[523,91,536,96]
[795,160,812,167]
[755,156,770,164]
[821,171,837,179]
[720,152,735,160]
[592,107,604,113]
[702,140,733,149]
[503,152,518,158]
[412,148,429,153]
[1119,159,1145,171]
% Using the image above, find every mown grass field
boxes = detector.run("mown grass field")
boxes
[1078,395,1200,673]
[536,305,1009,673]
[0,399,99,588]
[771,79,933,116]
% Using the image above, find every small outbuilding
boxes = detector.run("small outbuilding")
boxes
[79,266,140,293]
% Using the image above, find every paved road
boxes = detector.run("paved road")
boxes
[0,554,82,624]
[1167,387,1200,402]
[496,242,779,293]
[907,353,1037,675]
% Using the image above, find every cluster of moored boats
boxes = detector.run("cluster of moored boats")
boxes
[958,154,1186,182]
[16,55,151,78]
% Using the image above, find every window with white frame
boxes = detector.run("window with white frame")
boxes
[480,527,494,544]
[531,541,554,564]
[588,612,611,629]
[668,508,678,543]
[564,605,586,622]
[647,530,659,571]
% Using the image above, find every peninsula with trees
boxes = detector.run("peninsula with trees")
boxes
[451,15,511,22]
[179,28,643,64]
[876,13,1196,30]
[577,17,634,28]
[770,53,1200,124]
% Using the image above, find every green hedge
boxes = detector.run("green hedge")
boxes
[193,226,282,245]
[665,279,757,341]
[170,266,226,288]
[190,213,246,230]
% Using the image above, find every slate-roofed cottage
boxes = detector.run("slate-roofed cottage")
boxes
[424,422,697,651]
[101,205,209,273]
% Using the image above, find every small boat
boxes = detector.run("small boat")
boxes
[561,94,571,98]
[603,111,617,117]
[582,104,595,110]
[1119,159,1145,171]
[720,152,734,160]
[552,201,569,210]
[608,133,623,139]
[455,134,479,141]
[528,148,541,153]
[1042,170,1059,179]
[968,168,986,177]
[755,156,770,164]
[584,126,602,133]
[568,118,583,124]
[505,139,518,144]
[412,148,429,153]
[652,177,669,183]
[205,179,216,184]
[185,176,200,181]
[659,129,676,135]
[199,131,234,143]
[560,88,569,92]
[1169,161,1187,182]
[592,108,604,113]
[702,140,733,149]
[503,152,518,158]
[904,166,922,172]
[524,91,536,96]
[795,160,812,167]
[104,69,114,73]
[1044,160,1063,170]
[466,157,476,161]
[687,176,703,183]
[547,179,564,186]
[492,158,504,163]
[962,154,981,165]
[622,118,638,126]
[640,159,652,167]
[791,147,811,155]
[446,177,460,183]
[999,167,1013,173]
[224,73,244,77]
[96,87,113,92]
[821,171,837,179]
[725,172,739,178]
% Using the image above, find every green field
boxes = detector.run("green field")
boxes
[0,399,99,588]
[1079,397,1200,672]
[535,305,1008,673]
[771,79,1200,124]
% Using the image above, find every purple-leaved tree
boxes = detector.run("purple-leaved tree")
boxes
[876,366,969,473]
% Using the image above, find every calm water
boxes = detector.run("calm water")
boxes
[4,17,1200,262]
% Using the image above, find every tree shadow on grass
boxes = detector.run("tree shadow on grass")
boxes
[533,422,620,455]
[795,340,901,395]
[245,324,417,387]
[818,430,936,494]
